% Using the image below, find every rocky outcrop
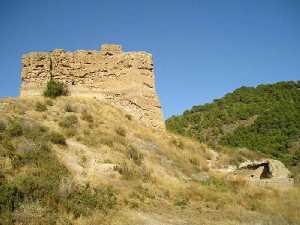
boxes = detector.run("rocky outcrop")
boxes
[236,159,294,188]
[20,44,164,130]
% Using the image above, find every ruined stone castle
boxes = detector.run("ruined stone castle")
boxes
[20,44,164,130]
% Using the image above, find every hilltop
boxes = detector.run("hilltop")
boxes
[0,96,299,225]
[166,81,300,173]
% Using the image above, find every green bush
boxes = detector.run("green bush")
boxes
[0,121,6,132]
[49,131,66,145]
[43,80,67,98]
[0,117,73,222]
[22,122,48,142]
[6,121,23,137]
[59,115,78,128]
[0,184,22,211]
[65,186,117,217]
[35,102,47,112]
[93,186,117,214]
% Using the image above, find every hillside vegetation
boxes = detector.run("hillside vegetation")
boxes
[166,81,300,169]
[0,96,299,225]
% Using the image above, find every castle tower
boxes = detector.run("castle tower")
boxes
[20,44,165,130]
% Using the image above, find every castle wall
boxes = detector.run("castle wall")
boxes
[20,44,165,130]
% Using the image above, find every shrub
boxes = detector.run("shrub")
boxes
[64,103,76,112]
[59,115,78,128]
[0,117,72,222]
[189,157,199,166]
[140,166,153,182]
[49,132,66,145]
[81,110,93,123]
[65,186,117,217]
[174,193,190,208]
[115,127,126,137]
[13,202,57,225]
[171,138,184,149]
[6,121,23,137]
[0,121,6,132]
[125,114,132,121]
[43,80,67,98]
[114,162,136,180]
[99,137,113,148]
[201,177,231,192]
[127,145,143,165]
[58,178,74,198]
[64,128,77,137]
[66,189,98,217]
[0,184,22,212]
[0,135,15,153]
[45,99,54,106]
[22,122,48,141]
[96,186,117,213]
[35,102,47,112]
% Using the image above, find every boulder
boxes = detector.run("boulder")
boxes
[236,159,294,188]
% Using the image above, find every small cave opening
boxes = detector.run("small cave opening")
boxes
[71,81,75,86]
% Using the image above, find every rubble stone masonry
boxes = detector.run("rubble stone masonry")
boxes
[20,44,165,130]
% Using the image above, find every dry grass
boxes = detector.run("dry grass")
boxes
[1,96,299,225]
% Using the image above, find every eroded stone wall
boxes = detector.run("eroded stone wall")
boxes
[20,44,165,130]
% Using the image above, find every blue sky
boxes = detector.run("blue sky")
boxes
[0,0,299,118]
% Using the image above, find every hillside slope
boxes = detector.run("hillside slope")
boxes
[166,81,300,168]
[0,96,299,225]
